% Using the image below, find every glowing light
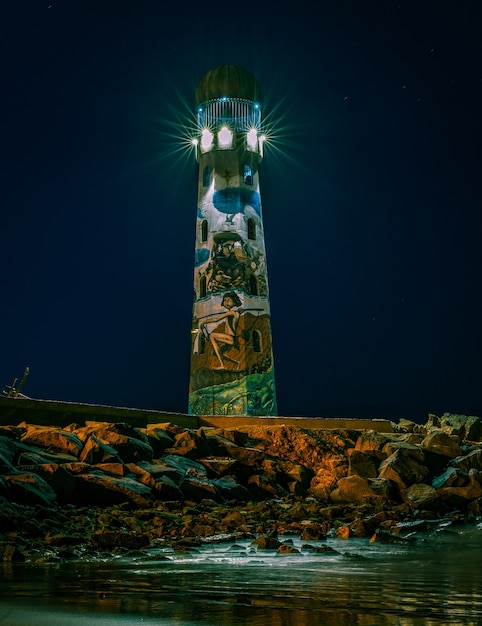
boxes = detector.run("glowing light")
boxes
[218,126,233,149]
[246,128,258,151]
[201,128,214,152]
[259,134,266,157]
[191,138,198,146]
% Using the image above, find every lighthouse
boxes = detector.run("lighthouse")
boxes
[188,65,277,416]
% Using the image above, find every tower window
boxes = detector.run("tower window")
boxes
[247,217,256,240]
[202,165,211,187]
[243,164,253,185]
[249,274,259,296]
[201,219,208,242]
[199,275,207,298]
[252,329,262,353]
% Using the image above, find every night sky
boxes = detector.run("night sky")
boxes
[2,1,481,422]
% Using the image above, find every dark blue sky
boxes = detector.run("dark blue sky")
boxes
[2,1,481,422]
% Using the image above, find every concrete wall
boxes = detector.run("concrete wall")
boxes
[0,396,392,432]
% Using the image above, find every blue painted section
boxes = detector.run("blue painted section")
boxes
[213,189,261,216]
[194,248,210,267]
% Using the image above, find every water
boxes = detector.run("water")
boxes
[1,527,481,625]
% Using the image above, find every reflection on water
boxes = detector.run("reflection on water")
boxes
[1,528,481,625]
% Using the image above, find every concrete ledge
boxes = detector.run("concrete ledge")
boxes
[0,396,392,432]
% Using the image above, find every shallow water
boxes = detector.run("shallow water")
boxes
[1,526,481,625]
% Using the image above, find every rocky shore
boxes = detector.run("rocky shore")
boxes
[1,413,481,563]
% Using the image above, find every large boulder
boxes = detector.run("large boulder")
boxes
[330,475,393,505]
[438,414,481,441]
[421,429,462,458]
[0,436,17,470]
[167,430,211,459]
[75,471,153,507]
[378,447,430,488]
[212,476,251,501]
[449,449,482,473]
[5,472,57,506]
[79,435,122,465]
[20,426,83,457]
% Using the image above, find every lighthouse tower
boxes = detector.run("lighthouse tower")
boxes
[189,65,277,416]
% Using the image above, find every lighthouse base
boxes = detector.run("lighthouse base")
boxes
[188,369,276,416]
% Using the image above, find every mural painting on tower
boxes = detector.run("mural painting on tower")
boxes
[188,65,277,416]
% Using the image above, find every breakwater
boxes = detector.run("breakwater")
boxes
[0,407,481,564]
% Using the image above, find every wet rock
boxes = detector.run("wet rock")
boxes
[402,483,437,509]
[336,525,351,539]
[0,543,25,561]
[299,521,327,540]
[277,543,301,554]
[301,543,338,554]
[90,530,150,550]
[355,431,392,453]
[251,535,281,549]
[5,472,57,506]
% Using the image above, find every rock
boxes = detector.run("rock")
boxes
[20,426,83,457]
[20,463,77,505]
[212,476,251,501]
[348,449,380,478]
[199,458,238,477]
[439,414,481,441]
[75,471,153,507]
[75,423,153,463]
[168,430,211,459]
[162,454,208,480]
[0,436,17,470]
[421,429,462,458]
[152,475,183,500]
[179,476,222,502]
[277,543,301,555]
[330,475,393,505]
[247,474,286,499]
[0,544,24,561]
[90,530,150,550]
[449,449,482,473]
[251,535,281,549]
[402,483,438,508]
[336,525,351,539]
[228,447,265,467]
[432,467,468,490]
[79,435,122,465]
[299,522,327,540]
[378,447,430,488]
[141,426,174,456]
[355,431,392,453]
[5,472,57,506]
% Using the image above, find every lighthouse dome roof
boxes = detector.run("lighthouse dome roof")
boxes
[195,65,261,105]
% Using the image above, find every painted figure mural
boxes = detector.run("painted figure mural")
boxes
[189,65,277,416]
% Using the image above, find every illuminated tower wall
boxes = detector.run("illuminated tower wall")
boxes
[189,65,277,416]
